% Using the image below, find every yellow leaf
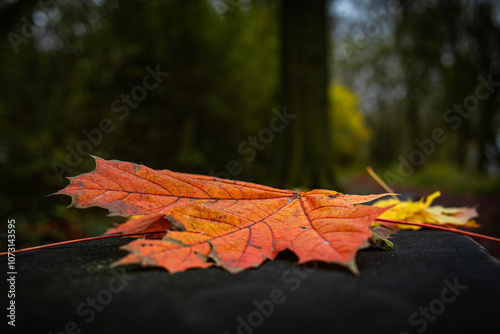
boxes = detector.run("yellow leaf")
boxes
[372,191,479,230]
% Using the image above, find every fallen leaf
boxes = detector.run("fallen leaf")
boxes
[372,191,479,230]
[57,157,391,274]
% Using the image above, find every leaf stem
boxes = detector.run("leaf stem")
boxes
[0,230,167,257]
[375,217,500,243]
[366,166,399,200]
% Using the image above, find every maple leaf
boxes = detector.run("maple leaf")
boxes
[372,191,479,230]
[57,157,391,274]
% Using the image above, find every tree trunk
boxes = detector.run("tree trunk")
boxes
[274,0,338,190]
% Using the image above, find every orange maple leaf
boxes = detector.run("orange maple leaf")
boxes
[57,157,390,274]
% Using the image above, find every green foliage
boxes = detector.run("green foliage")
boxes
[333,0,500,175]
[403,164,500,196]
[0,0,280,245]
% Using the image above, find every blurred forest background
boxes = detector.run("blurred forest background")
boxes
[1,0,499,248]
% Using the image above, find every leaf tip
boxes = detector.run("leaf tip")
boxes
[90,155,104,161]
[346,258,360,276]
